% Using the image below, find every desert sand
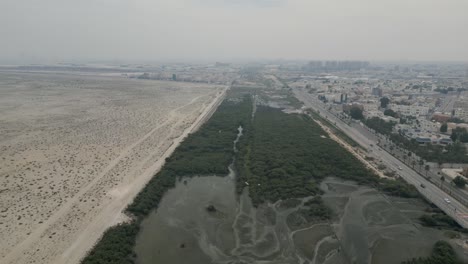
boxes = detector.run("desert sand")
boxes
[0,72,226,264]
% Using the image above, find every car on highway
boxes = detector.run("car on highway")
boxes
[398,166,402,170]
[420,183,426,188]
[444,198,451,203]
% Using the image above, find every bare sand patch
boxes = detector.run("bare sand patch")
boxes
[0,72,226,264]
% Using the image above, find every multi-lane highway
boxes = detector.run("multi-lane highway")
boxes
[294,88,468,228]
[377,136,468,206]
[436,94,457,114]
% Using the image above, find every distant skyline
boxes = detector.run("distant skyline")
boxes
[1,0,468,63]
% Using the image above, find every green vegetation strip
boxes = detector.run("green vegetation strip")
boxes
[81,97,252,264]
[364,117,468,163]
[82,94,459,264]
[307,109,361,149]
[402,241,461,264]
[419,205,467,233]
[235,106,420,208]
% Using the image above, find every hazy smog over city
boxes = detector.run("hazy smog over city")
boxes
[1,0,468,264]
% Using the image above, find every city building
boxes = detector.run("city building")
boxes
[389,104,429,117]
[453,100,468,121]
[371,87,383,97]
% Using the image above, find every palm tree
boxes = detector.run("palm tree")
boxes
[418,159,424,171]
[440,176,445,188]
[411,160,416,169]
[425,164,430,177]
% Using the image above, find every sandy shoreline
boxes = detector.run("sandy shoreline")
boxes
[310,116,388,179]
[59,87,227,264]
[0,72,226,264]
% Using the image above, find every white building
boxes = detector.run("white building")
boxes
[454,105,468,121]
[418,119,440,133]
[365,110,384,118]
[389,104,429,117]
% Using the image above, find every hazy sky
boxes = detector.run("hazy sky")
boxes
[1,0,468,63]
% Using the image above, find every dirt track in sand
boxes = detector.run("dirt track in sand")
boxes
[0,72,226,264]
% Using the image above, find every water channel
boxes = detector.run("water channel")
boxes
[134,126,468,264]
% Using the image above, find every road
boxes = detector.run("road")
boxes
[376,136,468,206]
[294,88,468,228]
[436,94,457,114]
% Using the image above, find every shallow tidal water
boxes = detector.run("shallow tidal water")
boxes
[134,174,468,264]
[134,127,467,264]
[134,169,321,264]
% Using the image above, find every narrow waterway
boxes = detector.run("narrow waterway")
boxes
[133,127,468,264]
[134,126,331,263]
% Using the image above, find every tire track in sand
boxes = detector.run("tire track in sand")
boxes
[1,90,226,264]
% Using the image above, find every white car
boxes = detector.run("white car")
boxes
[444,198,451,203]
[398,166,402,170]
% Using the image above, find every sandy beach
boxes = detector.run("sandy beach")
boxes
[0,72,226,264]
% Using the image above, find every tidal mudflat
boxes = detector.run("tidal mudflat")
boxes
[135,176,468,264]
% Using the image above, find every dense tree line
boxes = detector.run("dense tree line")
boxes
[82,97,253,264]
[378,178,420,198]
[434,87,465,94]
[452,176,466,188]
[450,127,468,143]
[235,106,380,206]
[401,241,460,264]
[380,97,390,108]
[364,117,468,163]
[390,133,468,164]
[363,117,396,135]
[384,109,399,118]
[128,97,252,217]
[440,123,448,133]
[81,223,140,264]
[235,106,427,207]
[307,110,359,147]
[420,213,459,229]
[350,106,364,120]
[419,211,468,234]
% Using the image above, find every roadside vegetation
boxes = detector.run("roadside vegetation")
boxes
[235,106,423,208]
[390,133,468,164]
[364,116,468,163]
[420,213,461,230]
[363,117,396,135]
[306,109,360,148]
[82,97,252,264]
[235,106,379,206]
[378,178,420,198]
[401,240,461,264]
[419,205,467,233]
